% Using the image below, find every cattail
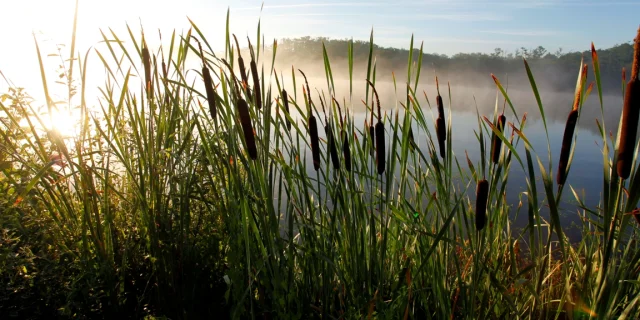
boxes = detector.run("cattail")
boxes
[491,114,506,164]
[237,98,257,160]
[327,126,340,170]
[193,37,217,119]
[321,97,340,170]
[343,134,351,172]
[142,40,152,93]
[299,70,320,171]
[250,60,262,109]
[309,114,321,171]
[282,90,291,131]
[335,98,351,172]
[617,27,640,179]
[557,61,588,185]
[436,117,446,159]
[376,122,385,175]
[368,80,385,175]
[557,109,578,185]
[247,37,262,110]
[233,35,250,90]
[435,77,446,141]
[475,179,489,231]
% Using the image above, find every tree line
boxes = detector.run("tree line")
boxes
[267,36,632,94]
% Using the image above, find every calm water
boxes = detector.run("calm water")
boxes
[282,78,624,241]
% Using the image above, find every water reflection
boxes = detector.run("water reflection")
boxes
[280,78,616,241]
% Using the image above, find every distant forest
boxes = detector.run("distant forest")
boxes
[265,36,633,94]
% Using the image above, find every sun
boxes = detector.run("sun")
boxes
[42,109,82,139]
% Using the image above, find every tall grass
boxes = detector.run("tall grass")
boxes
[1,5,640,319]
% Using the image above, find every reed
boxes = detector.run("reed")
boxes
[616,27,640,179]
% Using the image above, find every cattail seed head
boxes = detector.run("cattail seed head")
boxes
[327,124,340,170]
[142,43,152,93]
[233,35,250,89]
[250,60,262,109]
[617,27,640,179]
[557,109,578,185]
[475,179,489,231]
[237,98,257,160]
[375,121,385,175]
[309,115,321,171]
[343,134,352,172]
[435,77,446,141]
[282,90,291,131]
[203,67,217,119]
[436,117,446,159]
[491,114,506,164]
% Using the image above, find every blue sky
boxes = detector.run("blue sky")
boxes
[0,0,638,92]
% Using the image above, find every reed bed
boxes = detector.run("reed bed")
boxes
[1,7,640,319]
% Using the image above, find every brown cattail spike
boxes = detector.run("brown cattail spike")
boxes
[368,80,385,174]
[237,98,257,160]
[142,41,152,94]
[250,60,261,109]
[322,97,340,170]
[334,98,351,172]
[309,115,321,171]
[436,117,446,159]
[616,27,640,179]
[491,114,506,164]
[282,90,291,131]
[476,179,489,231]
[376,122,385,175]
[233,35,250,90]
[557,109,578,184]
[193,37,217,120]
[203,68,217,119]
[436,76,446,141]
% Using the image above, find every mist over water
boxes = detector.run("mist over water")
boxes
[276,74,618,241]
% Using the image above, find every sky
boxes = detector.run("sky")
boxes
[0,0,638,96]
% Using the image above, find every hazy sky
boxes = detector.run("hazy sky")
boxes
[1,0,638,92]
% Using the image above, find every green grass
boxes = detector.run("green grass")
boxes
[1,5,640,319]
